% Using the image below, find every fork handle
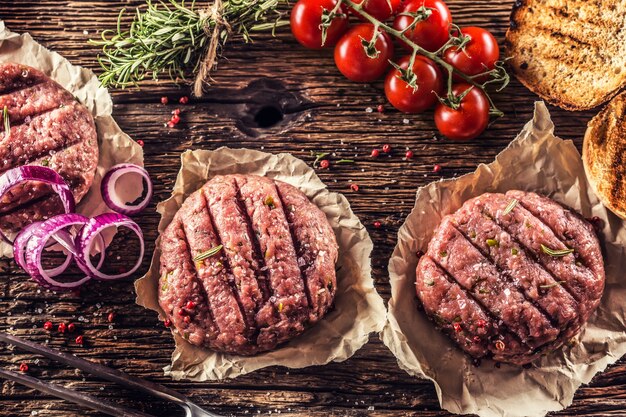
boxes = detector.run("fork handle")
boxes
[0,333,187,405]
[0,368,155,417]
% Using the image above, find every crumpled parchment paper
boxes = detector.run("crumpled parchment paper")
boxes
[0,21,144,257]
[135,147,386,380]
[381,102,626,417]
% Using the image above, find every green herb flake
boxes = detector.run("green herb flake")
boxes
[264,195,275,209]
[336,159,355,164]
[439,250,448,258]
[469,231,477,239]
[486,238,499,247]
[2,105,9,136]
[502,198,519,215]
[511,248,519,256]
[425,279,435,287]
[539,281,565,289]
[193,244,223,262]
[540,244,574,258]
[277,302,284,313]
[478,288,490,294]
[453,316,462,323]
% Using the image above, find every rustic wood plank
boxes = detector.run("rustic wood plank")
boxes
[0,0,625,416]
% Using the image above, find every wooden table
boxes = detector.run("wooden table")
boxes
[1,1,624,416]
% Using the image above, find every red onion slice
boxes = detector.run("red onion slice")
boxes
[0,166,76,243]
[75,213,144,281]
[101,164,153,215]
[24,214,91,291]
[13,222,72,276]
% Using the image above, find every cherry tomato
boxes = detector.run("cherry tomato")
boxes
[334,24,394,82]
[434,83,489,141]
[443,27,499,78]
[393,0,452,52]
[350,0,402,21]
[291,0,349,49]
[384,55,444,113]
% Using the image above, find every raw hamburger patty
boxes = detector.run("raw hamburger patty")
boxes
[159,174,339,355]
[415,191,605,365]
[0,63,98,231]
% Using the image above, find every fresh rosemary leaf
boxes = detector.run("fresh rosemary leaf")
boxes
[540,244,574,257]
[3,105,9,137]
[193,244,223,262]
[502,198,518,215]
[539,281,565,289]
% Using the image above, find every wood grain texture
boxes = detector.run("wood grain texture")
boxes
[1,1,625,416]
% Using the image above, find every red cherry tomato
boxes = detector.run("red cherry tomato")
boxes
[350,0,402,21]
[393,0,452,52]
[434,83,490,141]
[384,55,444,113]
[443,27,500,78]
[291,0,349,49]
[334,24,394,82]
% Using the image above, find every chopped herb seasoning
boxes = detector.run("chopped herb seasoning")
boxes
[193,245,223,262]
[453,316,462,323]
[278,302,284,313]
[478,288,490,294]
[425,279,435,287]
[469,230,477,239]
[511,248,519,255]
[486,238,499,247]
[41,159,50,167]
[2,105,9,138]
[439,250,448,258]
[539,281,565,289]
[540,244,574,257]
[264,195,275,209]
[502,198,519,215]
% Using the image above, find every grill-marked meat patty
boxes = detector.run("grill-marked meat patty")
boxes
[415,191,605,365]
[0,63,98,232]
[159,174,339,355]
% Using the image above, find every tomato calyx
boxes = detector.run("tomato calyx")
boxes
[396,6,433,32]
[321,5,347,47]
[389,59,419,91]
[443,25,472,54]
[437,85,474,110]
[359,28,383,59]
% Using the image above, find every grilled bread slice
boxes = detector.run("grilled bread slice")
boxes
[505,0,626,111]
[583,90,626,220]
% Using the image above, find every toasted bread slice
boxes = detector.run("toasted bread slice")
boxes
[583,90,626,220]
[505,0,626,111]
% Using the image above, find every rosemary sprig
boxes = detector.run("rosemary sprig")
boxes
[193,244,223,262]
[90,0,287,89]
[502,198,519,215]
[311,151,330,168]
[540,244,574,258]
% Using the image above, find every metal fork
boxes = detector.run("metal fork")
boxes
[0,333,223,417]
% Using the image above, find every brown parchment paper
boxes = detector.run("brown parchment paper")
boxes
[135,147,386,380]
[381,101,626,417]
[0,22,144,257]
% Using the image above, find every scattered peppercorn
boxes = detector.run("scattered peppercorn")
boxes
[319,160,330,169]
[171,114,181,124]
[19,363,28,373]
[137,139,144,147]
[75,335,84,345]
[183,316,191,323]
[172,108,181,116]
[43,321,53,331]
[106,313,115,323]
[67,323,76,333]
[373,221,382,228]
[433,164,442,173]
[179,96,189,104]
[453,322,462,332]
[186,300,195,310]
[476,319,486,328]
[371,149,380,158]
[350,183,359,192]
[160,96,168,105]
[58,323,66,333]
[164,319,172,328]
[382,144,391,153]
[167,121,176,128]
[178,308,187,316]
[405,150,414,159]
[376,104,384,113]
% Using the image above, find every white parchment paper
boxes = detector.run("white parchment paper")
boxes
[135,148,386,380]
[381,102,626,417]
[0,22,144,256]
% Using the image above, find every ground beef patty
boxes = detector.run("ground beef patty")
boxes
[415,191,605,365]
[0,63,98,232]
[159,174,339,355]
